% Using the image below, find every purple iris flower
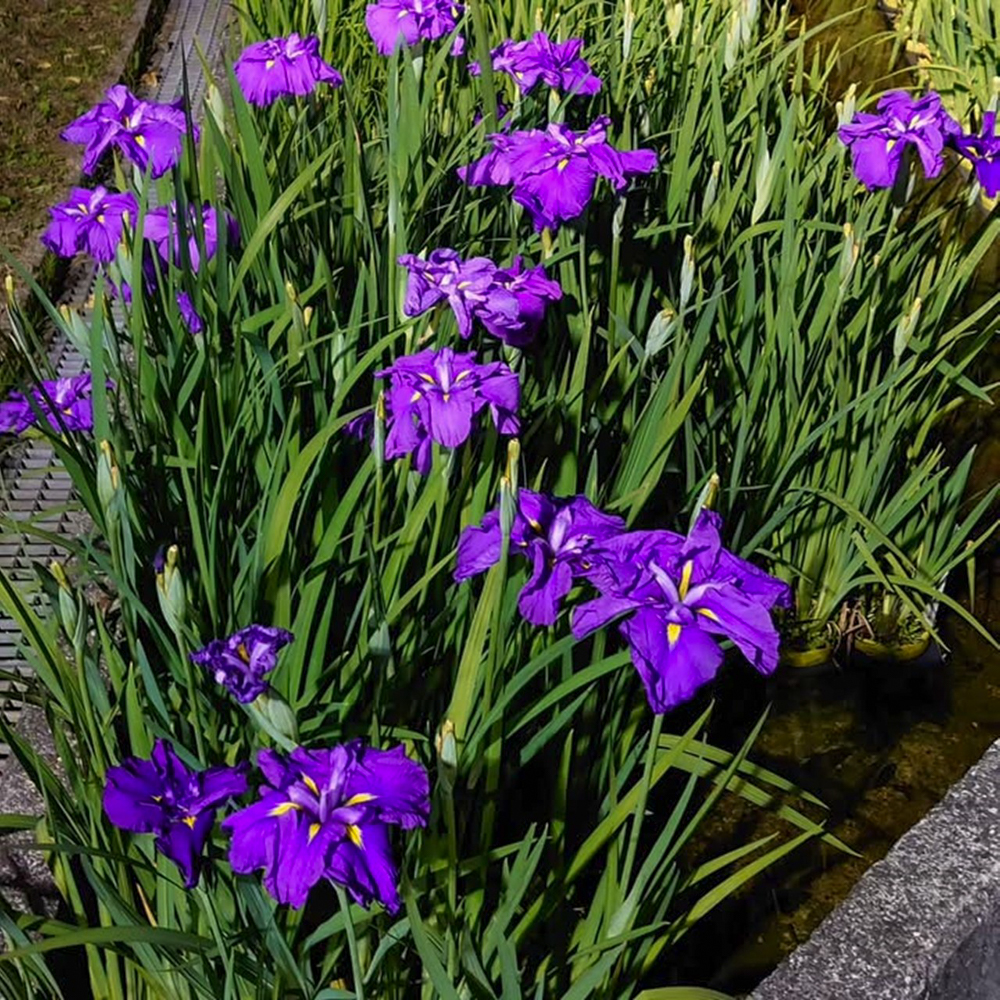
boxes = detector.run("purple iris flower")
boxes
[953,112,1000,197]
[376,347,519,474]
[484,256,562,346]
[399,249,507,339]
[456,489,625,625]
[41,187,137,264]
[837,90,961,190]
[62,85,198,178]
[234,33,343,106]
[366,0,464,56]
[223,741,430,911]
[399,250,560,345]
[477,32,601,96]
[571,511,790,713]
[103,739,248,887]
[458,116,658,231]
[190,625,294,703]
[0,373,102,435]
[143,202,240,272]
[176,291,204,333]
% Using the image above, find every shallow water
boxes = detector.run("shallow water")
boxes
[666,4,1000,993]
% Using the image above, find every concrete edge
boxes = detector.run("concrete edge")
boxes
[750,736,1000,1000]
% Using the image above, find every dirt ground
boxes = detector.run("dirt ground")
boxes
[0,0,135,265]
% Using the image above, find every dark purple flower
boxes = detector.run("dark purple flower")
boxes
[143,202,239,272]
[152,545,167,574]
[483,256,562,346]
[62,85,198,178]
[103,739,248,887]
[176,291,204,333]
[838,90,960,190]
[571,511,790,713]
[399,249,507,339]
[399,250,560,344]
[376,347,519,474]
[953,112,1000,197]
[344,410,375,443]
[458,116,657,231]
[0,374,103,435]
[488,32,601,96]
[365,0,464,56]
[190,624,294,703]
[41,187,137,263]
[234,33,343,106]
[456,489,624,625]
[223,741,429,911]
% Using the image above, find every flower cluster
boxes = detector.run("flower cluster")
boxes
[366,0,464,55]
[62,85,198,178]
[103,740,248,887]
[376,347,519,474]
[0,374,104,436]
[190,624,294,703]
[457,499,788,711]
[234,33,343,106]
[399,249,561,346]
[224,742,430,911]
[104,737,430,908]
[459,116,658,231]
[471,31,601,97]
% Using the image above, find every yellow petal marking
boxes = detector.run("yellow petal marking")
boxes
[97,214,106,225]
[308,822,321,842]
[410,390,422,403]
[667,623,682,647]
[678,560,693,600]
[347,824,364,849]
[345,792,376,806]
[135,134,146,148]
[557,158,570,172]
[236,642,250,663]
[265,59,276,69]
[269,801,301,817]
[419,372,436,384]
[183,815,197,829]
[302,775,319,796]
[697,607,719,622]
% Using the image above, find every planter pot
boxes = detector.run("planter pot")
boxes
[781,644,836,670]
[854,632,931,663]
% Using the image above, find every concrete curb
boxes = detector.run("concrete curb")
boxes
[750,737,1000,1000]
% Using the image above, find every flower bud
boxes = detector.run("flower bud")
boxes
[666,2,684,43]
[500,439,520,539]
[838,83,857,126]
[679,236,696,311]
[436,718,458,787]
[702,161,721,215]
[50,560,83,649]
[374,391,387,470]
[155,544,186,634]
[97,440,121,524]
[3,274,14,307]
[893,297,922,362]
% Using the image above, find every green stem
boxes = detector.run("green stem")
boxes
[620,712,664,898]
[337,885,367,1000]
[178,634,207,761]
